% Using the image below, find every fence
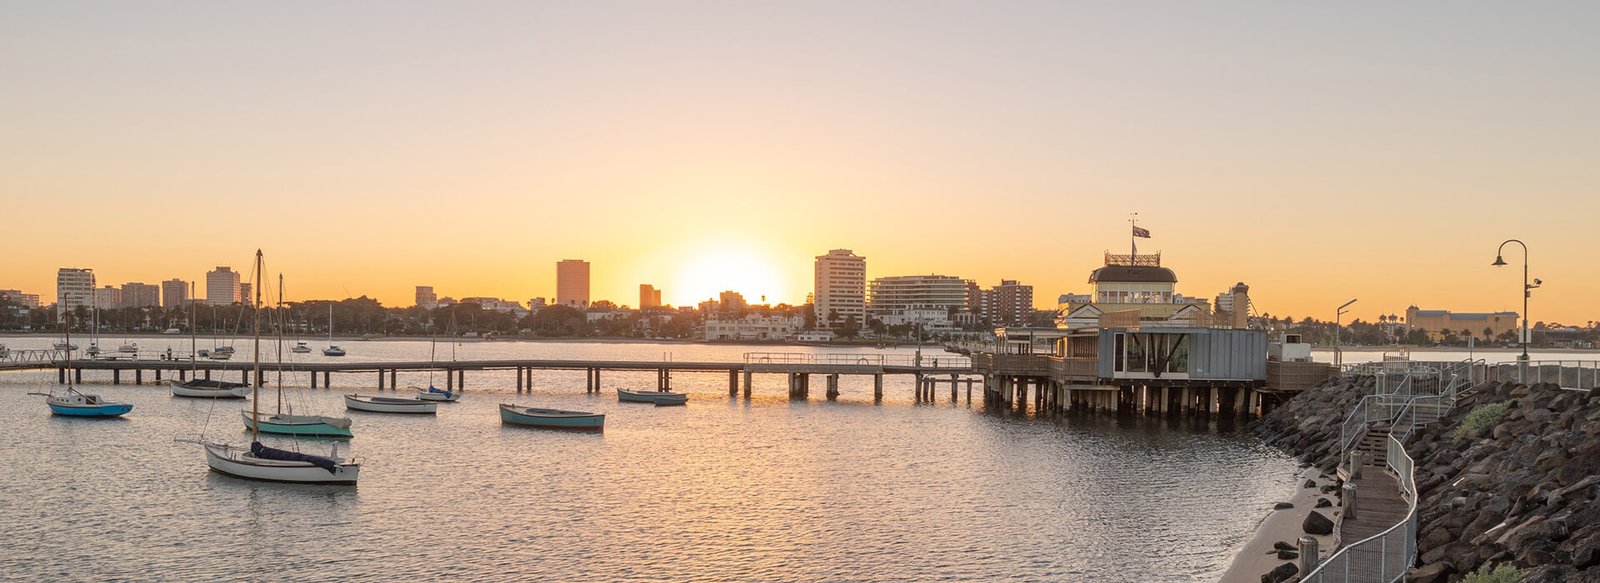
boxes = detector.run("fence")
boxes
[1488,360,1600,390]
[742,352,972,369]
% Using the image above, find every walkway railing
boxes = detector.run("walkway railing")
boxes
[742,352,972,369]
[0,349,67,366]
[1489,360,1600,390]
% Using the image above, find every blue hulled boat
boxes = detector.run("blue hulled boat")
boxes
[34,388,133,417]
[499,404,605,431]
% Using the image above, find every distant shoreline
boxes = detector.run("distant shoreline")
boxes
[0,331,932,349]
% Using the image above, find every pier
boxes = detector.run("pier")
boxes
[1,350,978,403]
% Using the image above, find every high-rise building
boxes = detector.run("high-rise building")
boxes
[719,290,748,314]
[814,249,866,328]
[416,286,438,309]
[639,284,662,309]
[161,279,189,308]
[239,282,253,306]
[986,280,1034,327]
[121,282,161,308]
[56,268,95,318]
[206,267,240,306]
[95,285,122,309]
[556,260,590,308]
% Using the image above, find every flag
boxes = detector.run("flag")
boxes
[1132,226,1151,238]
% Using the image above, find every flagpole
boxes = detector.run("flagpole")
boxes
[1130,213,1138,258]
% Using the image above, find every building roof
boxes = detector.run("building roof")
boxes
[1088,265,1178,284]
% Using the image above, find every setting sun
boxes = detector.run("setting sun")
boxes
[670,246,792,308]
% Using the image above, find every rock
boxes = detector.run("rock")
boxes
[1274,502,1294,510]
[1320,484,1338,494]
[1303,511,1334,535]
[1272,540,1295,552]
[1315,497,1333,508]
[1304,479,1317,489]
[1261,562,1298,583]
[1276,549,1299,560]
[1409,562,1454,583]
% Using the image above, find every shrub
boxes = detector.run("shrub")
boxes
[1454,402,1509,442]
[1461,562,1521,583]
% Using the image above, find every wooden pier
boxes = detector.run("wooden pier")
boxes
[1,351,980,403]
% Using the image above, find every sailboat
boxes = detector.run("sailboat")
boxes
[414,320,460,402]
[243,275,354,438]
[196,250,360,484]
[29,312,133,417]
[172,283,249,399]
[84,295,101,358]
[322,305,345,357]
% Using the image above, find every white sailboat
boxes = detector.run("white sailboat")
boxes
[243,274,355,438]
[414,320,460,402]
[191,250,360,485]
[322,305,345,357]
[172,283,248,399]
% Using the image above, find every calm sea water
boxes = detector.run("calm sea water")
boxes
[0,338,1297,582]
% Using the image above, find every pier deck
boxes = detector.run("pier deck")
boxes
[1339,464,1410,544]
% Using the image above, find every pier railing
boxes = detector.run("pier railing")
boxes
[0,349,67,367]
[742,352,972,369]
[1488,360,1600,390]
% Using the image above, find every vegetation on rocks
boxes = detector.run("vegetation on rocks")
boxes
[1460,562,1522,583]
[1453,402,1509,442]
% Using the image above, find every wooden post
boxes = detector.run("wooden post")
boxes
[447,369,454,390]
[743,371,752,399]
[76,368,82,383]
[324,371,331,389]
[311,371,317,388]
[135,369,142,385]
[517,368,524,392]
[457,369,465,390]
[728,370,738,397]
[58,368,65,384]
[378,370,385,390]
[873,373,883,402]
[155,369,162,382]
[390,369,397,390]
[113,369,120,384]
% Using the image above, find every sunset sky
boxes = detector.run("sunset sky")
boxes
[3,2,1597,324]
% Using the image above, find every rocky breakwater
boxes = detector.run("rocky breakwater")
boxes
[1249,376,1600,582]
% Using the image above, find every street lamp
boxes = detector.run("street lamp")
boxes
[1492,239,1540,364]
[1335,299,1357,367]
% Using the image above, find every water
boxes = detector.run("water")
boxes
[0,338,1297,581]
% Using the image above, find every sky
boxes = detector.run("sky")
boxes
[3,1,1597,324]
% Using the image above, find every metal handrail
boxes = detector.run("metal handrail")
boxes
[1303,436,1420,582]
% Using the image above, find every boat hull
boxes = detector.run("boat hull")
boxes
[499,404,604,430]
[203,442,359,485]
[242,411,354,438]
[344,395,437,414]
[169,379,250,399]
[617,389,688,406]
[49,402,133,417]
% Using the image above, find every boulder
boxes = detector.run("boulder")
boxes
[1276,549,1299,560]
[1315,497,1333,508]
[1272,540,1295,552]
[1260,562,1298,583]
[1409,562,1454,583]
[1304,479,1317,489]
[1303,511,1334,535]
[1274,502,1294,510]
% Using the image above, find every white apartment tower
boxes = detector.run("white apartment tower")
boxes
[56,268,95,318]
[813,249,866,328]
[206,267,241,306]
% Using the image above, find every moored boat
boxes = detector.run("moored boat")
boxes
[344,394,437,414]
[242,410,355,438]
[499,404,604,430]
[415,385,461,402]
[617,388,688,406]
[34,388,134,417]
[291,341,311,353]
[202,440,359,484]
[170,378,250,399]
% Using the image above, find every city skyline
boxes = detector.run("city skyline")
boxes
[3,3,1597,323]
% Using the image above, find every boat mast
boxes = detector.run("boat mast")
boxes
[64,310,72,389]
[251,250,263,444]
[188,282,197,371]
[276,273,284,415]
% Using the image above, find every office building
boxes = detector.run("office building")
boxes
[814,249,866,328]
[556,260,590,308]
[161,279,189,308]
[416,286,437,309]
[121,282,160,308]
[239,282,253,305]
[206,267,240,306]
[95,285,122,309]
[639,284,662,309]
[56,268,95,318]
[1,289,41,309]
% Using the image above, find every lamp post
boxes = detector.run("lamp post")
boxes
[1492,239,1540,370]
[1335,299,1357,367]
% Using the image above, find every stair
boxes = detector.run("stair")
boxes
[1355,422,1391,468]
